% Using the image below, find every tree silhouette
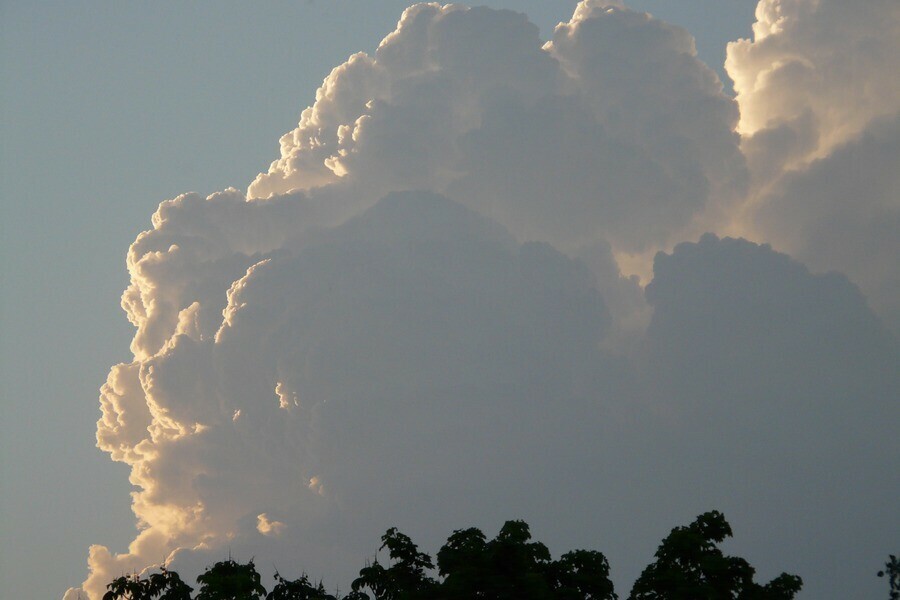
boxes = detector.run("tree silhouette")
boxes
[435,520,615,600]
[550,549,617,600]
[103,573,149,600]
[350,528,438,600]
[345,519,616,600]
[878,555,900,600]
[437,521,553,599]
[103,567,193,600]
[100,512,800,600]
[266,572,336,600]
[628,511,801,600]
[195,559,267,600]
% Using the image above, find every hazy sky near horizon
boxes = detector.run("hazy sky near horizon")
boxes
[1,2,898,600]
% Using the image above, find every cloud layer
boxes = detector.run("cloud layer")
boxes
[70,2,899,599]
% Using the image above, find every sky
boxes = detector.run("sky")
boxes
[0,1,897,599]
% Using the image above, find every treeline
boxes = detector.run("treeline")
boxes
[104,510,803,600]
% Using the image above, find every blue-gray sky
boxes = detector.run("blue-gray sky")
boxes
[2,2,896,600]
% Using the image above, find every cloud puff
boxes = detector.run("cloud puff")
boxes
[256,514,286,537]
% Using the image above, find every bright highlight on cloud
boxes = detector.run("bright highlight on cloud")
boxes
[725,0,900,329]
[727,0,900,157]
[68,2,899,599]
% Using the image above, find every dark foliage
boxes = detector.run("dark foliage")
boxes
[878,555,900,600]
[102,512,802,600]
[628,511,802,600]
[350,527,438,600]
[195,559,267,600]
[103,567,193,600]
[433,520,614,600]
[267,572,336,600]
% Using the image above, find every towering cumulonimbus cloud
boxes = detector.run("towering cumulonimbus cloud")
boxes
[68,2,899,599]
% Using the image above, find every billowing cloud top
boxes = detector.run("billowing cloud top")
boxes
[69,2,899,599]
[726,0,900,331]
[247,1,745,254]
[728,0,900,158]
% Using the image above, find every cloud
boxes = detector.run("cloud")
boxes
[71,2,899,599]
[727,0,900,161]
[726,0,900,330]
[249,1,744,255]
[545,1,747,237]
[256,514,286,537]
[636,235,899,599]
[82,191,617,598]
[88,192,898,600]
[753,115,900,331]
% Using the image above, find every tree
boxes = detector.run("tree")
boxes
[151,569,194,600]
[434,520,615,600]
[103,567,193,600]
[266,572,336,600]
[350,528,438,600]
[196,559,267,600]
[878,555,900,600]
[103,573,149,600]
[100,512,798,600]
[628,511,802,600]
[551,550,617,600]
